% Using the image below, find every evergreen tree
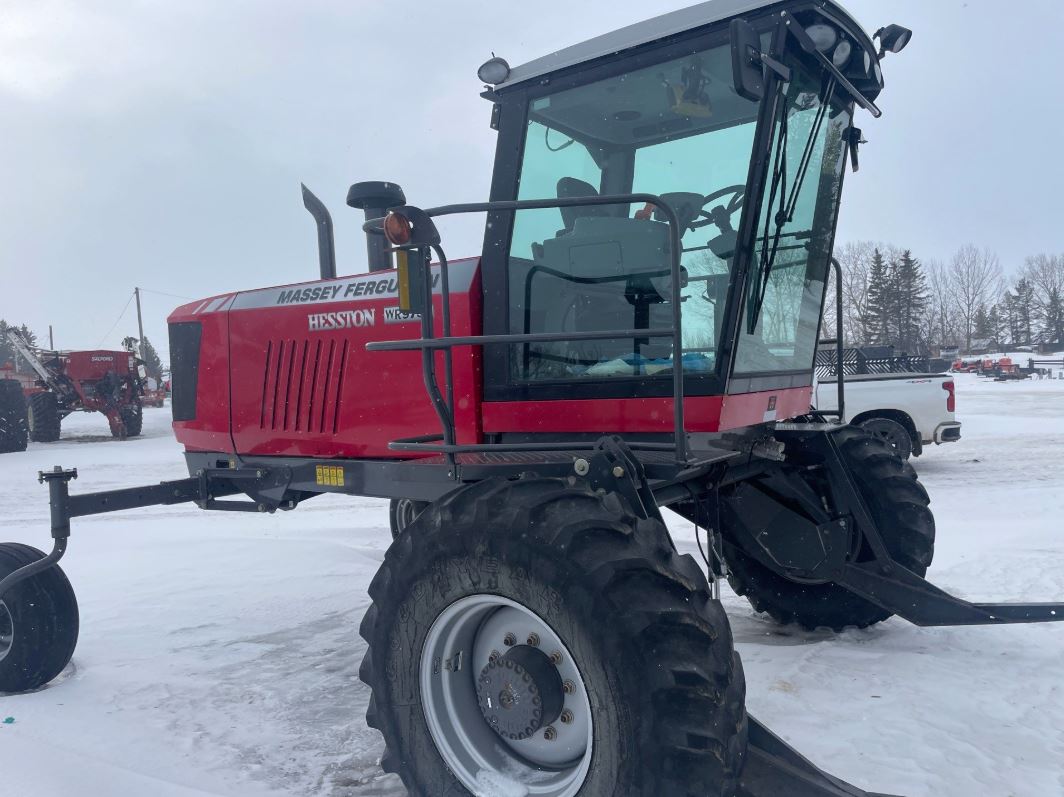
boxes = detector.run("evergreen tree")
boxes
[0,320,39,374]
[894,250,929,354]
[865,248,893,346]
[140,337,164,380]
[973,304,994,342]
[1000,292,1022,345]
[1042,287,1064,344]
[1014,278,1035,344]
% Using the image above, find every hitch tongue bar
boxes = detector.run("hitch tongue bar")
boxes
[739,716,900,797]
[840,561,1064,627]
[0,467,78,599]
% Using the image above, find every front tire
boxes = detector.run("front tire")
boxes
[27,392,61,443]
[724,427,935,631]
[360,479,747,797]
[0,543,79,692]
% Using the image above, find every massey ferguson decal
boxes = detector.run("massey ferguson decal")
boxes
[227,258,478,312]
[277,275,438,306]
[308,309,376,331]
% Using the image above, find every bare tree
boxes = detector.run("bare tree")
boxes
[948,244,1003,351]
[925,259,959,348]
[1020,253,1064,341]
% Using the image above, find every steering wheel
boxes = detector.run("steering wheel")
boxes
[695,184,746,233]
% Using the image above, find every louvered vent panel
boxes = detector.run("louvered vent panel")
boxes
[260,338,348,433]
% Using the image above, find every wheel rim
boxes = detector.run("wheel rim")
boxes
[394,499,420,533]
[0,600,13,663]
[420,595,594,796]
[866,421,907,454]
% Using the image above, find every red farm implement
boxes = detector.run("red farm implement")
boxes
[2,331,146,441]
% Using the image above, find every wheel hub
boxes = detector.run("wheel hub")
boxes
[476,645,564,740]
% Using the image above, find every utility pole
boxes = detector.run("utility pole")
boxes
[48,325,54,350]
[134,287,146,361]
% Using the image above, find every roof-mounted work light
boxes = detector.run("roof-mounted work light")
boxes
[477,56,511,85]
[874,24,913,57]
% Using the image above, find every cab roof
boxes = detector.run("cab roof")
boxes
[496,0,861,91]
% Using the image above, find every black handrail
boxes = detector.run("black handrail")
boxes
[364,193,690,464]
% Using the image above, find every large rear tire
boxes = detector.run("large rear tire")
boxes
[360,479,747,797]
[723,426,935,631]
[117,400,143,438]
[0,543,79,692]
[27,392,61,443]
[0,380,28,454]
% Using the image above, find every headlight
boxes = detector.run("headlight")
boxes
[832,40,853,68]
[805,24,838,52]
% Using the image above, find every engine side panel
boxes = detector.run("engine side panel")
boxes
[224,259,482,459]
[169,297,235,454]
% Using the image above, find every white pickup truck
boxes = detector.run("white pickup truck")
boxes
[814,373,962,460]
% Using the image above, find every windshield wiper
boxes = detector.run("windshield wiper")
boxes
[746,77,836,334]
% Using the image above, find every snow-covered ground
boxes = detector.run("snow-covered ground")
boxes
[2,374,1063,796]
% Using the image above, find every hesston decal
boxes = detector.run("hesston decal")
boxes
[276,274,441,306]
[308,309,376,331]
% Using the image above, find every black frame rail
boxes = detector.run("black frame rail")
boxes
[362,193,692,466]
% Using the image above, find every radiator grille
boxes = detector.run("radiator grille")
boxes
[260,338,348,433]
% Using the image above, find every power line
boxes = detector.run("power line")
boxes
[94,292,135,348]
[138,287,193,301]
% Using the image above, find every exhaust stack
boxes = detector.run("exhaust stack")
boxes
[347,181,407,272]
[301,184,337,281]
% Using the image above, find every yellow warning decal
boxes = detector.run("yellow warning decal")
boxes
[315,465,345,487]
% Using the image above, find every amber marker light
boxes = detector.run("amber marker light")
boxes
[384,212,413,246]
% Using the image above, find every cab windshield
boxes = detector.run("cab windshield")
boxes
[505,32,849,384]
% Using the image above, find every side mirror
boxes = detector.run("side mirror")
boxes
[730,19,765,102]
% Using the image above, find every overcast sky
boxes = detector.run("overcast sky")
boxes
[2,0,1062,356]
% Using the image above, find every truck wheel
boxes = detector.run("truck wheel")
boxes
[387,498,427,540]
[116,401,143,438]
[27,392,61,443]
[857,416,913,460]
[0,381,28,454]
[723,427,935,631]
[0,543,79,692]
[360,479,747,797]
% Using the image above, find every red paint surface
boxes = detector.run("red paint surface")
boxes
[170,264,483,459]
[171,260,814,458]
[481,387,812,435]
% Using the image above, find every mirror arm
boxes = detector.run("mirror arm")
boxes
[779,11,882,118]
[758,52,791,83]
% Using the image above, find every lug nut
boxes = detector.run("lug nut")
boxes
[563,680,576,694]
[503,633,517,646]
[549,651,562,665]
[543,726,557,741]
[560,709,574,724]
[489,650,501,663]
[526,633,540,647]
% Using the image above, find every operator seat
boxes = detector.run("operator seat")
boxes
[556,177,612,234]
